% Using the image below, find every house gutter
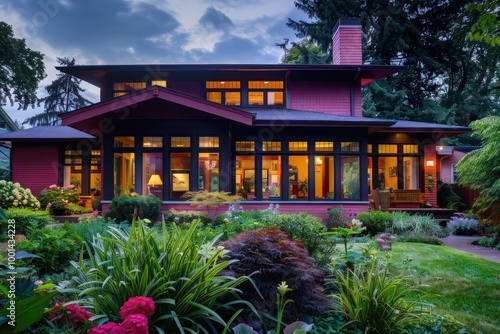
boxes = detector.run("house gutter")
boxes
[350,67,361,117]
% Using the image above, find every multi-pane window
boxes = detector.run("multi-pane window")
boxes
[114,136,135,148]
[235,141,255,151]
[143,137,163,148]
[151,80,167,87]
[315,141,334,151]
[171,136,191,148]
[341,142,360,152]
[289,141,308,151]
[199,136,220,148]
[206,81,241,106]
[113,82,146,97]
[262,141,281,151]
[248,81,284,106]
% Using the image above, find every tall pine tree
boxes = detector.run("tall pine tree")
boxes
[23,57,92,126]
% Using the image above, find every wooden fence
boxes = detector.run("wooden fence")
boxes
[452,184,500,223]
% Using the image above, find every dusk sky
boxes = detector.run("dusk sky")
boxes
[1,0,308,126]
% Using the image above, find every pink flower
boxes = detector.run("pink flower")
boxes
[49,184,58,188]
[50,303,92,326]
[68,184,75,189]
[119,296,155,319]
[88,322,121,334]
[92,209,99,217]
[34,280,43,287]
[119,314,149,334]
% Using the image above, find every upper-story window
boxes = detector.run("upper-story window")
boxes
[248,81,284,106]
[206,81,241,106]
[113,82,147,97]
[0,121,6,129]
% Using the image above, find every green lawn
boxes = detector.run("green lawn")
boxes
[388,243,500,334]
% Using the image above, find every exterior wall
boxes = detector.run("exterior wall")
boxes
[12,145,59,195]
[440,151,466,184]
[332,24,362,65]
[101,201,371,224]
[289,81,353,116]
[422,144,437,207]
[169,81,201,97]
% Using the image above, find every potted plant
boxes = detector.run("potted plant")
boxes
[298,179,308,197]
[91,188,102,211]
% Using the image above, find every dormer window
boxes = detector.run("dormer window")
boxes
[113,82,146,97]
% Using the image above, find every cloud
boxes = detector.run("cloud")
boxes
[199,6,234,30]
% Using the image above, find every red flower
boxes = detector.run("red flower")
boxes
[119,314,149,334]
[50,303,92,326]
[88,322,121,334]
[119,296,155,319]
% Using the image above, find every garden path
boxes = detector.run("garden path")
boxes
[442,235,500,263]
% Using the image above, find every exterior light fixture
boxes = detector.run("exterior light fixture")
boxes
[426,160,435,167]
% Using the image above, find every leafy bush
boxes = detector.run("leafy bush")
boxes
[395,234,444,245]
[476,236,497,248]
[332,255,429,333]
[437,182,467,211]
[1,207,54,239]
[47,200,70,215]
[63,220,250,333]
[220,227,330,324]
[162,208,212,225]
[0,180,41,209]
[18,223,83,275]
[66,203,93,215]
[105,195,161,223]
[388,211,448,238]
[447,214,479,235]
[71,216,116,246]
[356,210,393,236]
[37,184,80,208]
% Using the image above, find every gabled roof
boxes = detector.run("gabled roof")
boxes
[0,106,20,133]
[61,85,254,128]
[0,126,96,141]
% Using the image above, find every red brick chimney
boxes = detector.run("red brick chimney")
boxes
[332,18,362,65]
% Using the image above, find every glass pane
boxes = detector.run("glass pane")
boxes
[314,155,334,199]
[206,91,222,104]
[171,153,191,199]
[248,92,264,105]
[143,136,163,148]
[341,142,359,152]
[206,81,240,89]
[263,156,281,199]
[63,166,82,194]
[199,153,219,192]
[267,91,283,105]
[113,82,146,91]
[171,136,190,148]
[114,136,134,148]
[151,80,166,87]
[368,156,373,193]
[289,156,308,199]
[377,156,397,190]
[403,144,419,154]
[248,81,283,89]
[341,156,360,199]
[235,141,255,151]
[236,155,255,200]
[367,144,373,153]
[289,141,308,151]
[403,157,419,189]
[114,152,135,196]
[315,141,334,151]
[378,144,397,154]
[144,153,163,198]
[262,141,281,151]
[225,92,241,105]
[199,136,219,148]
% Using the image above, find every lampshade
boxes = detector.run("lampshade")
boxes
[148,174,163,186]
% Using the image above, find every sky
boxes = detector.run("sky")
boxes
[1,0,308,126]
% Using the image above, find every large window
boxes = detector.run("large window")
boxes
[64,149,101,195]
[206,81,241,105]
[248,81,284,106]
[289,156,308,199]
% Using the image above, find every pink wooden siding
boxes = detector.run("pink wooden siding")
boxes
[290,82,356,116]
[12,146,59,195]
[102,202,370,224]
[332,26,362,65]
[423,144,437,207]
[169,81,201,97]
[440,151,466,184]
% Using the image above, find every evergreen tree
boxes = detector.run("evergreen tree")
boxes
[0,22,45,110]
[23,57,92,126]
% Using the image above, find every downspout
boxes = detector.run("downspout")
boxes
[350,67,361,117]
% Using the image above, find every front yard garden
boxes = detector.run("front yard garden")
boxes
[0,183,499,333]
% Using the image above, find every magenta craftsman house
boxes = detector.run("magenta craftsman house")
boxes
[0,19,470,220]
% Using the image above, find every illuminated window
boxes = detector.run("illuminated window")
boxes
[206,81,241,89]
[378,144,397,154]
[114,136,135,148]
[171,136,191,148]
[403,145,419,154]
[315,141,334,151]
[367,144,373,153]
[206,92,222,104]
[143,137,163,148]
[341,142,359,152]
[113,82,146,97]
[151,80,166,87]
[199,136,219,148]
[206,81,241,105]
[263,141,281,151]
[235,141,255,151]
[289,141,308,151]
[248,81,284,106]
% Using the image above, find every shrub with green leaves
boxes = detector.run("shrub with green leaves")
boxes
[220,227,330,325]
[37,184,80,208]
[62,219,251,333]
[18,223,83,275]
[0,208,54,240]
[0,180,41,209]
[332,255,429,333]
[356,210,393,236]
[389,211,449,238]
[105,195,161,223]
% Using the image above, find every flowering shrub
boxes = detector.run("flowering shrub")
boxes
[0,180,40,209]
[448,214,479,235]
[49,303,93,330]
[37,184,80,209]
[376,233,396,251]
